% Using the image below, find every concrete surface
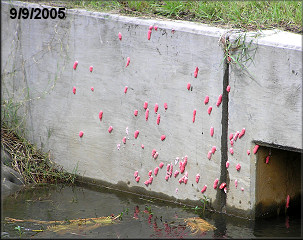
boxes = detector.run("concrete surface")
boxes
[226,30,302,215]
[1,1,302,219]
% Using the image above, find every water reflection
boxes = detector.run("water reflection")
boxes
[213,212,227,238]
[1,184,301,238]
[253,215,301,238]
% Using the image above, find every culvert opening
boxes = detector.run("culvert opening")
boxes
[255,145,301,218]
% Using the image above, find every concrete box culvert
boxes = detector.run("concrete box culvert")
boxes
[1,1,302,219]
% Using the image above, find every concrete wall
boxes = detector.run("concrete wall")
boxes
[1,1,302,219]
[226,31,302,216]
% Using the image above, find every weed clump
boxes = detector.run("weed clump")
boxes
[1,123,76,185]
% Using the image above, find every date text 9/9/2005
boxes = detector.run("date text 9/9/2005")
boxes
[10,7,66,20]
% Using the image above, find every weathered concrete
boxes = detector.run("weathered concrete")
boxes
[1,1,302,219]
[226,30,302,216]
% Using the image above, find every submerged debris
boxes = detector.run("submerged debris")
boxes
[184,217,216,234]
[5,215,121,235]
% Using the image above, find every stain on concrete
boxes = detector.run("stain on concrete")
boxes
[75,176,207,209]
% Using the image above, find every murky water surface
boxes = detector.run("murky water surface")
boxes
[1,184,301,238]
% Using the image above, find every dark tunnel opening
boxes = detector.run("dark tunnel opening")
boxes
[255,145,301,219]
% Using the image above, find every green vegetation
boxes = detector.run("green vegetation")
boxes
[219,31,258,73]
[181,195,210,215]
[14,225,24,237]
[118,208,129,220]
[1,21,75,186]
[1,123,77,184]
[145,205,154,215]
[1,96,76,185]
[28,0,302,33]
[193,195,210,214]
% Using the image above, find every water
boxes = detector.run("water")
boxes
[1,184,301,238]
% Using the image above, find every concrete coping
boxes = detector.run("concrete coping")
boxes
[7,1,301,51]
[227,29,302,51]
[253,30,301,50]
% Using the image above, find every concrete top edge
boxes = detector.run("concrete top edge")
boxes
[4,1,302,50]
[249,30,302,51]
[73,9,228,37]
[3,1,226,38]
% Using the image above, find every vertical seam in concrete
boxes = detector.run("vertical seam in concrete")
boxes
[217,36,230,212]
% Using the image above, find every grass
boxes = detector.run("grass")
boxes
[26,0,302,34]
[1,123,77,184]
[1,92,76,185]
[1,98,25,138]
